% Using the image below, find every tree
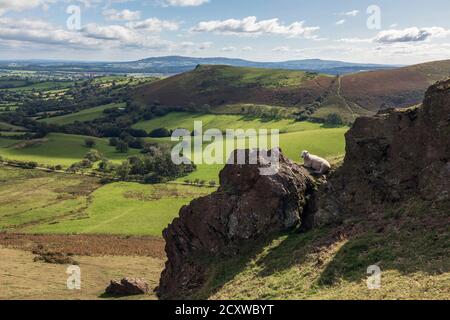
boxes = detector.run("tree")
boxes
[149,128,171,138]
[84,138,96,148]
[325,113,344,126]
[84,149,103,162]
[109,137,118,147]
[116,141,129,153]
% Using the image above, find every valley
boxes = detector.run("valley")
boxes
[0,58,448,300]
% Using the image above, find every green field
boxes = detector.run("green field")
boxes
[38,103,125,125]
[134,112,327,133]
[0,121,25,132]
[133,112,348,182]
[0,133,139,167]
[0,166,213,236]
[3,81,75,92]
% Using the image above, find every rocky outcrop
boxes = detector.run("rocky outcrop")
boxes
[158,149,316,299]
[105,278,150,296]
[316,79,450,221]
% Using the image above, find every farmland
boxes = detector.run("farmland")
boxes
[0,133,141,167]
[38,103,125,125]
[0,166,213,236]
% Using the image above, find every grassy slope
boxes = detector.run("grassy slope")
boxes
[134,113,348,182]
[193,199,450,300]
[341,59,450,111]
[0,133,139,167]
[0,247,163,300]
[27,183,213,236]
[132,61,450,121]
[0,166,213,236]
[134,112,324,133]
[38,103,125,125]
[132,65,334,109]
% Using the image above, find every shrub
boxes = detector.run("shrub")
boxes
[325,113,344,126]
[149,128,171,138]
[84,138,96,148]
[84,149,103,162]
[109,137,118,147]
[116,141,129,153]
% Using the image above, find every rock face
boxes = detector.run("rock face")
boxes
[105,278,150,296]
[317,79,450,221]
[158,149,316,299]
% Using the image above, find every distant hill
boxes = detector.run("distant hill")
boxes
[0,56,395,75]
[131,59,450,123]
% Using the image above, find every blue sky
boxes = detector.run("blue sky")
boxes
[0,0,450,64]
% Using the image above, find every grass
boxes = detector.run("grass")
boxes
[0,133,139,167]
[0,121,26,132]
[3,81,75,92]
[190,199,450,300]
[184,65,323,89]
[170,127,348,182]
[38,103,125,125]
[133,112,324,133]
[0,247,163,300]
[0,166,214,237]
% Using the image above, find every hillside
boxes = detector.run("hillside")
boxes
[341,59,450,111]
[131,60,450,123]
[157,79,450,300]
[132,64,335,111]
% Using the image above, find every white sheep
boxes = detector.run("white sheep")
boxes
[301,150,331,175]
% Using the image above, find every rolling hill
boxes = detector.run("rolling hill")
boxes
[0,56,395,75]
[131,59,450,122]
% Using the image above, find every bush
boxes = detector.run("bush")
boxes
[84,149,103,162]
[143,173,163,184]
[325,113,344,126]
[116,141,129,153]
[209,180,217,187]
[109,137,118,147]
[84,138,96,148]
[24,161,38,169]
[149,128,171,138]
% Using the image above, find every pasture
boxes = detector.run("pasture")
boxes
[0,133,140,167]
[38,103,125,125]
[133,112,324,133]
[0,166,213,237]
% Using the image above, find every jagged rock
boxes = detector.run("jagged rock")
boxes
[158,149,316,299]
[105,278,149,296]
[317,79,450,221]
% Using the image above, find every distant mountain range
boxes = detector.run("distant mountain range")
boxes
[0,56,398,75]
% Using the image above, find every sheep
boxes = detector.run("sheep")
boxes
[301,150,331,175]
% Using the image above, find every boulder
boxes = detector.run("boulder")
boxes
[317,79,450,221]
[158,149,316,299]
[105,278,149,296]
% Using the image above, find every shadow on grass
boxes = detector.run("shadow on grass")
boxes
[194,200,449,298]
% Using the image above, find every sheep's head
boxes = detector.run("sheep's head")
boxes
[301,150,310,159]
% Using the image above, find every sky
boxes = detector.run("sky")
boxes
[0,0,450,64]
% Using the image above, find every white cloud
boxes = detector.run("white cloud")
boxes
[102,9,141,21]
[375,27,450,43]
[272,46,290,52]
[242,46,253,51]
[344,10,359,17]
[191,16,319,38]
[126,18,179,32]
[221,46,236,52]
[336,19,346,26]
[0,0,55,15]
[0,17,185,51]
[164,0,209,7]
